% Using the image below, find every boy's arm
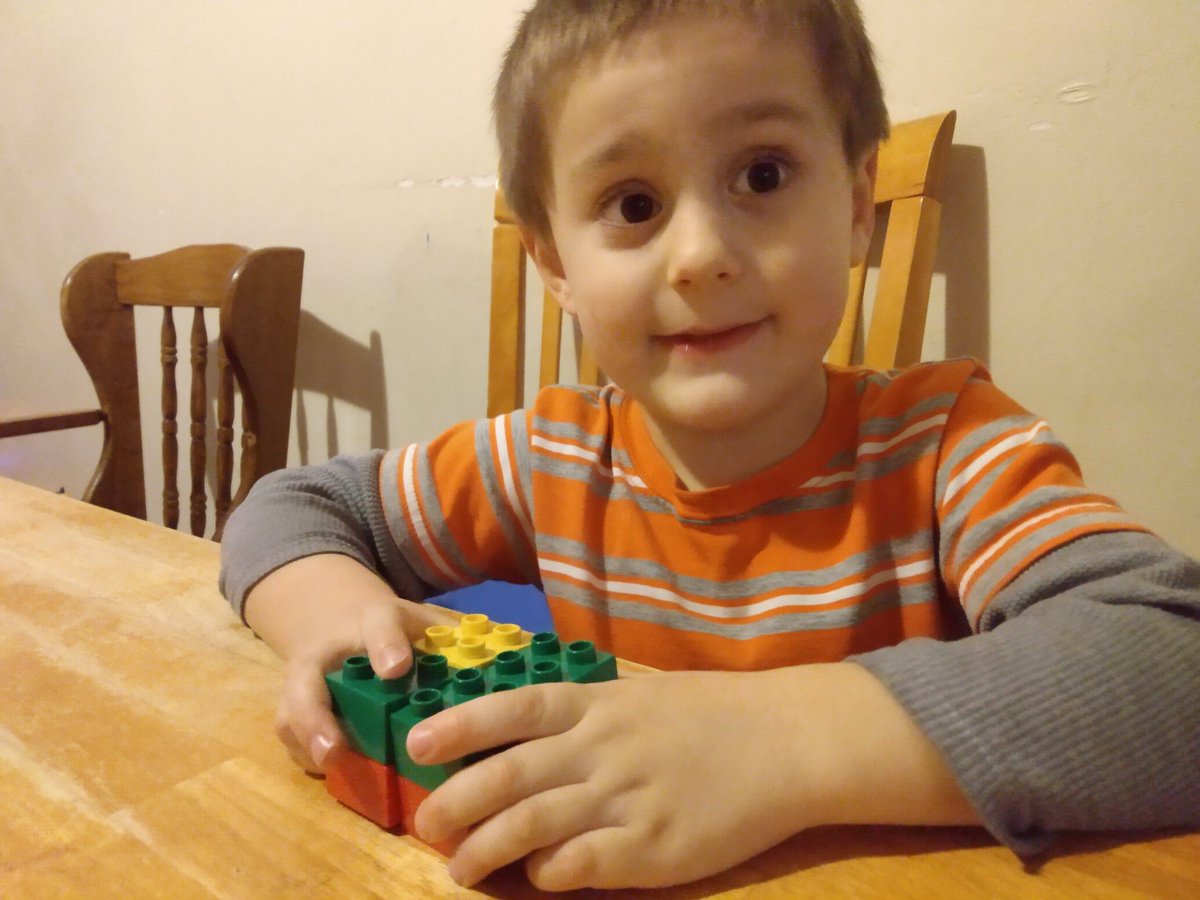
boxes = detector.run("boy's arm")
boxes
[219,452,458,771]
[410,530,1199,889]
[219,451,434,620]
[852,529,1200,855]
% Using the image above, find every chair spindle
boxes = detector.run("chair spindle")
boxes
[189,308,208,537]
[161,307,180,529]
[215,342,235,530]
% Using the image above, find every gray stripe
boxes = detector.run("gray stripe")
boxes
[949,482,1099,576]
[544,574,938,640]
[538,530,935,601]
[962,508,1137,623]
[379,447,450,590]
[412,441,489,586]
[473,416,536,578]
[935,413,1046,503]
[857,392,958,438]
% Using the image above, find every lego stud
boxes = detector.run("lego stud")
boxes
[495,650,526,676]
[425,625,456,649]
[531,632,560,657]
[454,668,485,700]
[457,636,488,660]
[491,681,518,693]
[417,654,449,689]
[566,641,597,665]
[411,688,444,719]
[460,614,490,637]
[343,656,374,681]
[492,623,522,647]
[531,660,563,684]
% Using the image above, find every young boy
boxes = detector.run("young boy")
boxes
[220,0,1200,891]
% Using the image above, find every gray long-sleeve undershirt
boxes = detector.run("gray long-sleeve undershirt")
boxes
[220,452,1200,855]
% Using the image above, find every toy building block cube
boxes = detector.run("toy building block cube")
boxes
[324,627,619,856]
[325,655,413,764]
[414,613,533,669]
[324,744,402,830]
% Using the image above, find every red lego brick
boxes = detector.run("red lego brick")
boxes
[396,773,462,856]
[325,744,402,830]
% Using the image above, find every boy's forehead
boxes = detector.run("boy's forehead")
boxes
[544,16,832,165]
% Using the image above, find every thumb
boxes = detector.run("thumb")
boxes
[359,602,418,680]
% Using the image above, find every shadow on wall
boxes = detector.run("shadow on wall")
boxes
[293,310,388,461]
[940,144,990,363]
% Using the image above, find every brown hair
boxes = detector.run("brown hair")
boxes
[493,0,889,237]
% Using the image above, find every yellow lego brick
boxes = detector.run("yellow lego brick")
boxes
[415,613,532,670]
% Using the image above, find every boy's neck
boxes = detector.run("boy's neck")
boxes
[636,370,830,491]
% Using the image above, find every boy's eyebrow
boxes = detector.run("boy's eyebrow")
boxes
[569,101,815,179]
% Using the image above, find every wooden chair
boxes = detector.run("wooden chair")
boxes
[487,110,957,416]
[0,244,304,540]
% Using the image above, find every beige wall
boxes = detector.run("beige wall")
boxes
[2,0,1197,556]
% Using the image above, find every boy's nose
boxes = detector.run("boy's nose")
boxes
[665,200,741,290]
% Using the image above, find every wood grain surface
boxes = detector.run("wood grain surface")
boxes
[1,476,1195,898]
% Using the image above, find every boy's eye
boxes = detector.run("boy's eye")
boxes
[734,159,788,194]
[600,192,661,225]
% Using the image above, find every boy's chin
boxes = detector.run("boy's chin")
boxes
[643,378,802,435]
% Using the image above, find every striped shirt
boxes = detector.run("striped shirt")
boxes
[379,359,1145,670]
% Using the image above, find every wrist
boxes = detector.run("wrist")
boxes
[762,663,979,830]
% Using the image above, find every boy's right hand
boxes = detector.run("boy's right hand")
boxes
[241,553,460,773]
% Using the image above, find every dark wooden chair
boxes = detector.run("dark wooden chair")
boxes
[0,244,304,540]
[486,110,957,415]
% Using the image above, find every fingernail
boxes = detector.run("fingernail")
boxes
[378,644,406,674]
[408,725,432,761]
[311,733,334,767]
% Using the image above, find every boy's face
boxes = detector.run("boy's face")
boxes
[523,13,875,479]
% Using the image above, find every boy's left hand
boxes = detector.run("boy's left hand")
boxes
[407,669,820,890]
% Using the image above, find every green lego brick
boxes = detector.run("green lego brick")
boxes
[328,633,617,798]
[391,685,466,791]
[325,655,413,765]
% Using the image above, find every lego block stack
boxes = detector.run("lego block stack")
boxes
[322,613,617,854]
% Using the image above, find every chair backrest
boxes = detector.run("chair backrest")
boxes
[62,244,304,539]
[486,110,956,417]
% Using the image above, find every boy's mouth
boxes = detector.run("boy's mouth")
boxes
[654,319,764,355]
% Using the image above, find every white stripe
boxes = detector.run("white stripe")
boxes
[800,414,948,489]
[531,434,647,490]
[532,435,597,462]
[493,415,534,546]
[859,413,948,457]
[943,421,1050,504]
[958,501,1119,604]
[539,556,935,620]
[401,444,459,584]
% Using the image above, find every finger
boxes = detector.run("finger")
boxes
[407,681,588,766]
[524,826,631,892]
[417,731,581,842]
[358,603,418,678]
[359,601,460,679]
[280,659,345,772]
[444,782,601,888]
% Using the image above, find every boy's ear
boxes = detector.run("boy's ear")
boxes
[849,147,878,268]
[518,224,574,315]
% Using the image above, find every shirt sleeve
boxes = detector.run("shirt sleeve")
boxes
[852,530,1200,856]
[219,451,435,621]
[218,409,539,621]
[933,373,1149,628]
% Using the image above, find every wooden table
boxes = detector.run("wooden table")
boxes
[2,476,1196,898]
